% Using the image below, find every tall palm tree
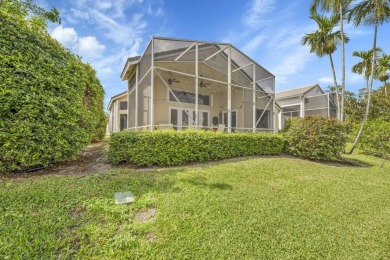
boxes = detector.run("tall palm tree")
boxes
[302,14,349,120]
[377,53,390,96]
[310,0,353,121]
[348,0,390,154]
[352,48,382,89]
[311,0,353,122]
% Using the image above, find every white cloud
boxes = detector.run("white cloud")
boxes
[349,73,365,84]
[272,47,312,83]
[242,35,266,53]
[77,36,106,58]
[319,76,334,84]
[56,0,165,108]
[243,0,275,28]
[50,26,106,59]
[51,26,78,46]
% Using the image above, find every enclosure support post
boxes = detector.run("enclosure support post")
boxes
[327,93,330,117]
[252,65,256,132]
[227,46,232,133]
[150,38,155,131]
[195,42,199,129]
[135,65,139,130]
[127,81,130,129]
[273,78,276,133]
[300,97,305,117]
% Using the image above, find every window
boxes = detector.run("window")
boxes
[256,109,270,129]
[119,101,127,110]
[120,114,127,131]
[169,90,210,106]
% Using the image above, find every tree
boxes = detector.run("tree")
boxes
[377,53,390,96]
[311,0,353,122]
[351,48,382,90]
[0,0,61,24]
[0,1,106,173]
[302,13,349,120]
[348,0,390,154]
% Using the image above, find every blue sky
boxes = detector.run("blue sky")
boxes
[40,0,390,109]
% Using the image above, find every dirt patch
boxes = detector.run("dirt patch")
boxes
[135,208,157,223]
[68,205,85,219]
[145,232,158,243]
[1,140,115,179]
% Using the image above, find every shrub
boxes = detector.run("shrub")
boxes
[285,116,346,160]
[108,130,285,166]
[359,119,390,160]
[0,3,106,173]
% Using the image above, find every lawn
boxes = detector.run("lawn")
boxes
[1,154,389,259]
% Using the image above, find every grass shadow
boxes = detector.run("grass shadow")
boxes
[186,176,232,190]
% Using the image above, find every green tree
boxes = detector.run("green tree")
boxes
[351,48,382,89]
[377,53,390,96]
[311,0,353,122]
[348,0,390,154]
[0,0,61,24]
[302,13,349,120]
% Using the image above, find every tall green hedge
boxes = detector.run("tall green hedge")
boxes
[108,130,285,166]
[0,2,106,173]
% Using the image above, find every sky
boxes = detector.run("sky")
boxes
[38,0,390,109]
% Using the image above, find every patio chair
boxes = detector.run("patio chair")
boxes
[217,124,225,132]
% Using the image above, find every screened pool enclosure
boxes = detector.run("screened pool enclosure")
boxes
[121,37,276,132]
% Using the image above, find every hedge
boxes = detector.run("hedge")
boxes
[0,2,106,173]
[108,130,285,166]
[285,116,347,161]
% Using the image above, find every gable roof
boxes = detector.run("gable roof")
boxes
[121,56,141,80]
[275,84,322,100]
[107,91,127,110]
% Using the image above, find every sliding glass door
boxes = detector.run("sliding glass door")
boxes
[169,107,209,130]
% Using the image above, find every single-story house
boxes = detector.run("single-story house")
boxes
[109,36,278,133]
[276,84,338,129]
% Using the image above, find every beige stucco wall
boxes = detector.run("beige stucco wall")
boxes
[108,95,128,132]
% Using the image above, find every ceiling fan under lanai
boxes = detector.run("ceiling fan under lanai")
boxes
[167,72,180,85]
[199,75,211,88]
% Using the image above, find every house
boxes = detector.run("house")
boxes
[275,84,338,129]
[107,91,128,132]
[109,36,278,133]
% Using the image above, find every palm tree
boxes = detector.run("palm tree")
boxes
[348,0,390,154]
[377,53,390,96]
[302,13,349,120]
[311,0,353,122]
[352,48,382,89]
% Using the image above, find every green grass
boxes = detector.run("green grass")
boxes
[1,154,390,259]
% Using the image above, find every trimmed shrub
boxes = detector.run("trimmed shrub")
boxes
[108,130,285,166]
[285,116,346,160]
[0,3,106,173]
[359,119,390,159]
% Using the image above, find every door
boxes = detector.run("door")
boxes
[170,108,209,130]
[223,111,237,130]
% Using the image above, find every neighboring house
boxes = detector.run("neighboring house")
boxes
[275,84,338,129]
[107,91,128,133]
[110,36,278,133]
